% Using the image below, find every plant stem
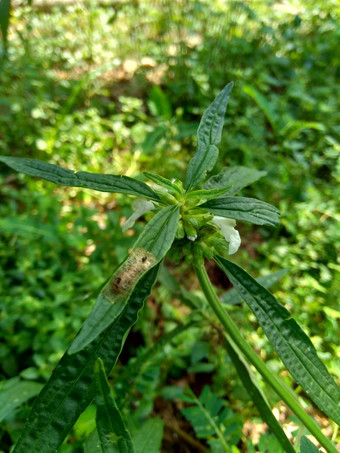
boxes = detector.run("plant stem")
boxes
[193,260,337,453]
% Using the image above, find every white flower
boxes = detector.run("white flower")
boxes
[211,216,241,255]
[122,199,155,232]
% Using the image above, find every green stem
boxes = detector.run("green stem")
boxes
[193,260,337,453]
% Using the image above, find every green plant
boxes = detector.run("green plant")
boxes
[0,83,339,453]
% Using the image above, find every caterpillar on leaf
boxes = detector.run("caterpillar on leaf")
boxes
[104,248,157,302]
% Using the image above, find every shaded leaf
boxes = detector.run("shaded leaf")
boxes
[225,340,295,453]
[215,257,340,426]
[94,358,135,453]
[200,196,280,227]
[222,269,288,304]
[13,265,160,453]
[185,83,233,190]
[0,156,160,202]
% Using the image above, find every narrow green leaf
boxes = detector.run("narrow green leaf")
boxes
[0,378,43,422]
[134,205,180,260]
[300,436,322,453]
[69,206,178,354]
[200,196,280,227]
[225,340,295,453]
[132,418,164,453]
[94,358,135,453]
[203,166,267,195]
[69,249,158,354]
[0,156,160,202]
[215,256,340,426]
[185,82,233,190]
[12,264,160,453]
[222,269,288,305]
[143,171,182,195]
[185,185,232,200]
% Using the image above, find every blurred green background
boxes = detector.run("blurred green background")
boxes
[0,0,339,451]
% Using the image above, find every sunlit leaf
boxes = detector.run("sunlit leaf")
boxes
[0,156,160,202]
[185,83,233,190]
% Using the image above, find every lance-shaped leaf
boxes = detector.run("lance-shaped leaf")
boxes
[69,205,179,354]
[199,196,280,227]
[12,264,160,453]
[143,171,182,196]
[185,185,231,201]
[0,156,160,202]
[203,165,267,196]
[185,82,233,190]
[94,358,135,453]
[222,269,288,305]
[225,339,295,453]
[134,205,179,260]
[215,256,340,426]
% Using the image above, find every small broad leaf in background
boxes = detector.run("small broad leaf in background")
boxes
[185,82,233,190]
[84,430,101,453]
[132,418,164,453]
[148,85,172,120]
[0,156,160,202]
[203,165,267,195]
[300,436,322,453]
[215,256,340,426]
[12,265,160,453]
[94,358,135,453]
[200,196,280,227]
[180,386,241,451]
[0,378,43,422]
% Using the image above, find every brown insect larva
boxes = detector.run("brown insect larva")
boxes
[104,248,157,302]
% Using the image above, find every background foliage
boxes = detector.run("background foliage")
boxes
[0,0,339,451]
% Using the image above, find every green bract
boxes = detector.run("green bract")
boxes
[0,83,338,453]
